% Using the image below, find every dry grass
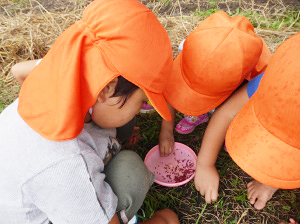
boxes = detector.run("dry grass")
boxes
[0,0,299,223]
[1,0,298,88]
[0,1,86,86]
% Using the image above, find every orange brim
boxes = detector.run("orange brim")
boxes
[144,91,171,121]
[226,97,300,189]
[164,53,231,116]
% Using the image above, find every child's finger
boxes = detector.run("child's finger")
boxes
[166,147,172,155]
[160,144,172,157]
[211,188,218,202]
[205,189,212,204]
[199,186,205,197]
[160,147,166,157]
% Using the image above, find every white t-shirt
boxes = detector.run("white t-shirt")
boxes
[0,99,118,223]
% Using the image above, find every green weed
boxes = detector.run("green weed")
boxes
[164,0,170,7]
[234,191,247,206]
[193,5,300,31]
[195,203,207,224]
[193,8,219,18]
[267,202,276,213]
[230,177,240,187]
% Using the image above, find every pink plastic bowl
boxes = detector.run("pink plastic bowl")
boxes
[144,142,197,187]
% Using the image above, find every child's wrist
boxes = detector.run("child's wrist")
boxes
[196,156,216,167]
[160,124,174,133]
[162,118,175,128]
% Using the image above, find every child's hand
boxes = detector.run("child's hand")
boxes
[194,164,219,203]
[159,129,174,157]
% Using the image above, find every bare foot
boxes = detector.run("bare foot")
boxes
[247,180,278,210]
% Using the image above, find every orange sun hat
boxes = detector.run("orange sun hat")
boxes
[164,11,271,116]
[18,0,173,141]
[226,33,300,189]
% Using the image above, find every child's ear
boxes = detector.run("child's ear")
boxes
[97,77,119,103]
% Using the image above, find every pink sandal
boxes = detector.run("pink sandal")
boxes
[140,102,155,113]
[175,114,209,134]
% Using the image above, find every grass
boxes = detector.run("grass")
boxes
[0,81,19,111]
[194,7,300,30]
[130,112,300,223]
[0,0,300,223]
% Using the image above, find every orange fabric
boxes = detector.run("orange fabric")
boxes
[246,38,272,80]
[164,11,269,116]
[226,33,300,189]
[18,0,173,141]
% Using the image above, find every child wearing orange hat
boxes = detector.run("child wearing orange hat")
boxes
[159,11,271,156]
[159,11,272,205]
[0,0,180,223]
[12,59,143,148]
[174,40,210,135]
[225,33,300,210]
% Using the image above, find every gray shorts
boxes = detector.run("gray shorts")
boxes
[104,150,155,223]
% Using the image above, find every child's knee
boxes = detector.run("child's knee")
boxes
[105,150,154,188]
[104,150,154,220]
[110,150,154,183]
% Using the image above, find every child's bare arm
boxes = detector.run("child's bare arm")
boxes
[11,60,39,84]
[159,104,176,156]
[195,83,249,203]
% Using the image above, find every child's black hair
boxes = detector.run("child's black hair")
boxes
[111,76,139,107]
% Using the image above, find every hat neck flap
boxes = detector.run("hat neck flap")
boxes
[18,21,117,141]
